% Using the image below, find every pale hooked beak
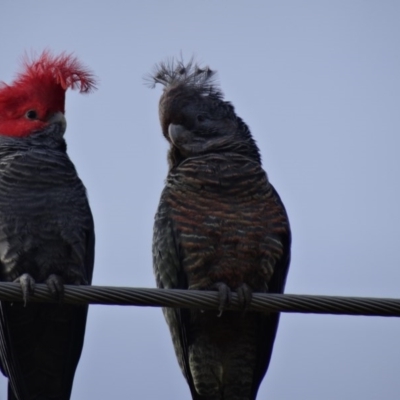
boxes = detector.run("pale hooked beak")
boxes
[48,112,67,133]
[168,123,186,145]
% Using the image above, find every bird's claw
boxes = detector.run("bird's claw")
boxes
[46,274,64,300]
[236,283,253,312]
[211,282,232,317]
[14,273,35,306]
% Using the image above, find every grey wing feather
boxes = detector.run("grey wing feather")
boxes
[61,210,95,398]
[251,186,291,399]
[0,305,26,400]
[153,202,201,399]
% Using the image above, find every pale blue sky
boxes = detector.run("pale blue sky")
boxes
[1,1,400,399]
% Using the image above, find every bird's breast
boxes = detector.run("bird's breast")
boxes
[0,146,91,282]
[164,156,288,291]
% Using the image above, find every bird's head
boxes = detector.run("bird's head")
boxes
[148,58,261,167]
[0,51,97,138]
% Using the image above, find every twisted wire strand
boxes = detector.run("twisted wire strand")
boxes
[0,282,399,317]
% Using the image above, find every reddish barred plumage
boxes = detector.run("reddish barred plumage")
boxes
[151,58,291,400]
[160,154,288,291]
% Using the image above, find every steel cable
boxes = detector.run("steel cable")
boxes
[0,282,399,317]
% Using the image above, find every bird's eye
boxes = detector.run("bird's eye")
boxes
[197,114,206,122]
[25,110,38,120]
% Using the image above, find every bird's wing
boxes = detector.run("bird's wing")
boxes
[61,208,95,398]
[153,197,202,399]
[250,183,291,400]
[0,303,26,400]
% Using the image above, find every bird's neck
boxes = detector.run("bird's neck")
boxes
[0,123,66,153]
[167,153,269,196]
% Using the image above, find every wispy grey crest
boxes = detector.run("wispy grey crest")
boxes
[146,57,223,99]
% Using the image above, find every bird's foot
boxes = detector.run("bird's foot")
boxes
[236,283,253,313]
[45,274,64,300]
[211,282,232,317]
[14,273,35,306]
